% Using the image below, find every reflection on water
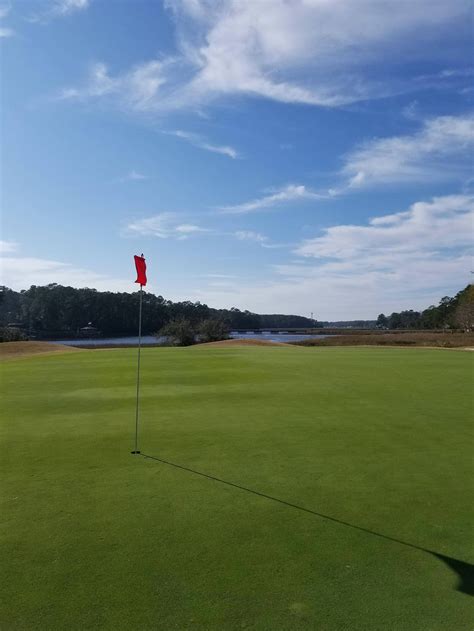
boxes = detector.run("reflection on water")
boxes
[230,332,329,343]
[53,332,330,347]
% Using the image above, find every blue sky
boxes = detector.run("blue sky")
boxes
[1,0,473,319]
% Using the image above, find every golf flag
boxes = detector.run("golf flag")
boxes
[132,253,146,454]
[134,254,147,286]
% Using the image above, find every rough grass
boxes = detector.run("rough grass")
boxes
[0,341,82,359]
[295,331,474,348]
[1,346,473,630]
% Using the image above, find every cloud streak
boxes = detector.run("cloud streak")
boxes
[221,184,327,214]
[342,113,474,188]
[125,212,210,239]
[59,0,472,114]
[58,59,173,110]
[29,0,90,23]
[124,170,148,181]
[234,230,291,249]
[167,130,239,159]
[218,112,474,213]
[234,230,268,244]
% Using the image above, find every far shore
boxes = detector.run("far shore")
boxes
[2,331,474,361]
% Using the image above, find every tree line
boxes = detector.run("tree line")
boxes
[0,284,319,338]
[1,283,471,342]
[376,285,473,330]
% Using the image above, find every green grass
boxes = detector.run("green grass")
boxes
[1,346,473,630]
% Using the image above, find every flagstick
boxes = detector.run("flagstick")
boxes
[131,284,143,454]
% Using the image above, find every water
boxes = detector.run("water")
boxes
[53,332,330,347]
[53,335,166,347]
[230,332,329,343]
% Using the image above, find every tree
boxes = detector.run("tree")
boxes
[376,314,388,328]
[158,319,196,346]
[197,319,230,343]
[454,285,474,331]
[455,302,473,331]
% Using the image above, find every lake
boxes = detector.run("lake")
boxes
[53,332,331,346]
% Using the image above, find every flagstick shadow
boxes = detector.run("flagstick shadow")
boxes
[140,452,473,597]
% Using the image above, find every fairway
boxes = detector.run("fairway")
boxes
[1,346,473,630]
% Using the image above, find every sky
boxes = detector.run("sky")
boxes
[1,0,473,320]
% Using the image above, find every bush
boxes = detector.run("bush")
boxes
[158,319,196,346]
[0,327,27,343]
[197,319,230,343]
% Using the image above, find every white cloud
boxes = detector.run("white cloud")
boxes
[175,223,207,234]
[438,68,474,79]
[125,212,210,239]
[29,0,90,23]
[0,255,132,293]
[214,112,474,208]
[0,3,13,36]
[59,59,176,111]
[188,194,473,319]
[52,0,89,15]
[296,194,473,259]
[0,240,17,253]
[402,100,420,121]
[61,0,472,113]
[233,230,291,249]
[234,230,268,244]
[126,170,148,181]
[221,184,327,214]
[167,130,238,158]
[228,113,474,204]
[342,113,474,188]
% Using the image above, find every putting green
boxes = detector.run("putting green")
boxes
[1,346,473,630]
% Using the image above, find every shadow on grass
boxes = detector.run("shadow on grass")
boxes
[140,452,473,597]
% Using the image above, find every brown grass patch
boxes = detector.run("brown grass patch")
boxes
[195,338,293,348]
[0,341,82,360]
[294,332,474,348]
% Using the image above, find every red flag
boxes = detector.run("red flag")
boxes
[134,254,147,286]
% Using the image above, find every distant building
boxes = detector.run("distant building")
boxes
[78,323,100,338]
[7,322,26,330]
